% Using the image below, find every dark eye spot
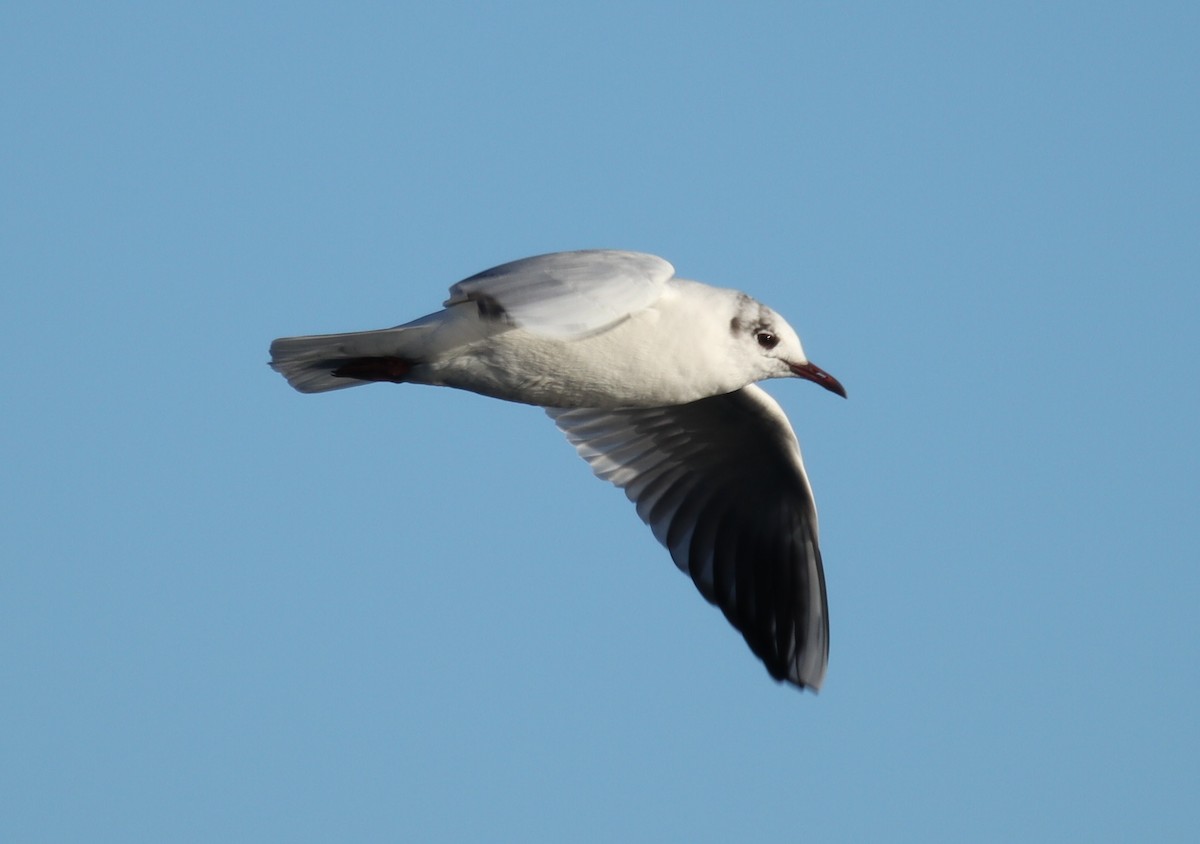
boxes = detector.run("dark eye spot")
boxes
[756,331,779,350]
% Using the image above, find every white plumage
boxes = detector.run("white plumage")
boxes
[270,249,844,690]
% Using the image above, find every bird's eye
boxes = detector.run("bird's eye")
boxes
[756,331,779,350]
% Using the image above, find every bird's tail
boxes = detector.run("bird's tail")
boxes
[269,325,430,394]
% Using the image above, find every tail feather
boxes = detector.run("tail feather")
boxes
[269,327,424,393]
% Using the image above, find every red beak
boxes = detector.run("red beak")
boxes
[790,361,847,398]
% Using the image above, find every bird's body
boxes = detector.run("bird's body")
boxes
[270,250,844,690]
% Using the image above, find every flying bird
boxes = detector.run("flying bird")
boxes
[269,250,844,691]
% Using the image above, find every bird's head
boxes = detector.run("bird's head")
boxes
[731,296,846,398]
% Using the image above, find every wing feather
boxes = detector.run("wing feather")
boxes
[445,250,674,338]
[549,385,830,690]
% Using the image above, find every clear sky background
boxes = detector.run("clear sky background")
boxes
[3,2,1197,841]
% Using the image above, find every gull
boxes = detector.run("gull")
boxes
[269,250,845,691]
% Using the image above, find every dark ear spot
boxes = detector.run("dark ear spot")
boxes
[729,315,743,335]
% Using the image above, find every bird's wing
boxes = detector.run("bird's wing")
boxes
[547,385,829,690]
[444,250,674,339]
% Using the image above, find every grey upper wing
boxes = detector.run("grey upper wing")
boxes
[548,385,829,690]
[444,250,674,339]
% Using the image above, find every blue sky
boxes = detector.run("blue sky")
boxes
[3,2,1197,840]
